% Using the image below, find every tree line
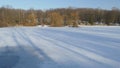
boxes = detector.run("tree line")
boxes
[0,6,120,27]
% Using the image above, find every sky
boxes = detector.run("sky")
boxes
[0,0,120,10]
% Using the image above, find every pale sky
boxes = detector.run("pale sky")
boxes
[0,0,120,10]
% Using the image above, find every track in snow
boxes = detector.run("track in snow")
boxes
[0,26,120,68]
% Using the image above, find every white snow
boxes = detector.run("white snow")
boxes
[37,25,49,27]
[0,26,120,68]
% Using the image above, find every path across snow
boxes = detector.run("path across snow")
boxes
[0,26,120,68]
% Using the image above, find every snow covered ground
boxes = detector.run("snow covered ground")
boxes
[0,26,120,68]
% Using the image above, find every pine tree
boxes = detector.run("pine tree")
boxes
[88,15,94,25]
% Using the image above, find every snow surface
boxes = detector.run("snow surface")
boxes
[0,26,120,68]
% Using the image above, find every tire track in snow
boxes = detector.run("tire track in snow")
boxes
[32,28,120,55]
[44,28,120,44]
[13,28,44,59]
[26,29,101,68]
[31,28,120,68]
[1,27,120,68]
[13,28,60,68]
[10,28,45,68]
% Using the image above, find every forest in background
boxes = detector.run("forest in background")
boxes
[0,6,120,27]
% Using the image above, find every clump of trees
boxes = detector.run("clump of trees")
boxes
[49,12,63,27]
[0,6,120,27]
[25,10,37,26]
